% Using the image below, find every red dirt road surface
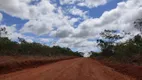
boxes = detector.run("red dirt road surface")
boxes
[0,58,135,80]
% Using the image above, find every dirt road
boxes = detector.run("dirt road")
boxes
[0,58,135,80]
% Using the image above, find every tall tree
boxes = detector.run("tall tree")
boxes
[0,27,7,37]
[134,18,142,33]
[97,30,124,57]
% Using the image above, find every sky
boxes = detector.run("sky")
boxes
[0,0,142,56]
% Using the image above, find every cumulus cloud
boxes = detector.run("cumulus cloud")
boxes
[0,0,32,19]
[0,0,75,40]
[19,0,75,36]
[55,37,98,52]
[20,19,53,35]
[67,6,88,21]
[73,0,142,39]
[69,7,87,16]
[60,0,108,8]
[39,38,56,46]
[50,26,74,38]
[0,0,142,53]
[40,38,53,43]
[69,18,80,25]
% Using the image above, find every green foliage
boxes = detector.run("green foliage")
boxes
[0,37,81,57]
[90,51,101,57]
[0,27,81,57]
[134,18,142,32]
[0,37,18,55]
[95,29,142,65]
[97,30,124,57]
[113,34,142,64]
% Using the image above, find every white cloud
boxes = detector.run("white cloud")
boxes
[18,0,75,36]
[0,0,142,53]
[69,18,80,25]
[40,38,54,43]
[73,0,142,39]
[78,0,107,8]
[40,38,50,42]
[0,0,31,19]
[58,0,142,53]
[0,0,56,20]
[69,7,87,16]
[50,26,74,38]
[0,0,75,40]
[0,24,18,38]
[20,20,53,35]
[60,0,108,8]
[56,37,98,52]
[67,7,88,21]
[60,0,76,5]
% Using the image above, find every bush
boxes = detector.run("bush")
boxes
[0,37,81,57]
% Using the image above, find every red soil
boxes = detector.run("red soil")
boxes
[0,56,76,74]
[100,61,142,80]
[0,58,134,80]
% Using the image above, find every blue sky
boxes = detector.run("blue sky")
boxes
[89,0,124,18]
[0,0,141,54]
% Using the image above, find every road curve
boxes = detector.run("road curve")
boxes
[0,58,135,80]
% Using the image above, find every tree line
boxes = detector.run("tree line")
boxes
[0,27,81,57]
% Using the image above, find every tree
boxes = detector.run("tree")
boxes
[0,27,7,37]
[97,30,124,57]
[0,27,81,57]
[90,51,101,57]
[134,18,142,33]
[18,37,27,44]
[133,34,142,54]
